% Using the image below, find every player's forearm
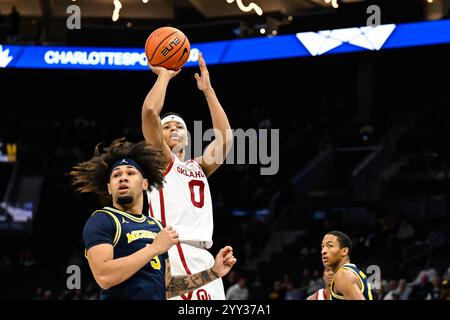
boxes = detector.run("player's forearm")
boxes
[204,89,231,135]
[96,244,161,290]
[142,73,172,116]
[204,89,233,152]
[166,267,219,299]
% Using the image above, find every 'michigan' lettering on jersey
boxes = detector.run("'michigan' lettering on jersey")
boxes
[126,230,157,243]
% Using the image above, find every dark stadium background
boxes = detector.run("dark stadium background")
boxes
[0,0,449,300]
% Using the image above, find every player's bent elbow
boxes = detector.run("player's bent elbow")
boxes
[142,104,160,117]
[96,274,114,290]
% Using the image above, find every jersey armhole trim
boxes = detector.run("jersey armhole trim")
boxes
[165,153,175,176]
[342,266,365,293]
[92,210,122,247]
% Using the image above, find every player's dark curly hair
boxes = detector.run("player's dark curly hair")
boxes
[68,137,166,204]
[327,230,352,255]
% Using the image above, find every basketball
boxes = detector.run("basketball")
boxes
[145,27,190,70]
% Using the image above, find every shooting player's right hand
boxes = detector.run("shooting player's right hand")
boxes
[152,226,179,254]
[148,64,181,79]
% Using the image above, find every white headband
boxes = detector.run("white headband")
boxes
[161,115,187,129]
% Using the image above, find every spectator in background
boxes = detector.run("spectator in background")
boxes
[226,276,249,300]
[383,280,399,300]
[307,270,324,296]
[376,279,389,300]
[223,270,239,293]
[440,279,450,300]
[8,6,20,41]
[415,263,438,284]
[431,276,441,300]
[249,276,267,300]
[298,268,311,297]
[269,280,284,300]
[394,279,412,300]
[307,266,334,300]
[410,273,433,300]
[444,267,450,281]
[284,282,301,300]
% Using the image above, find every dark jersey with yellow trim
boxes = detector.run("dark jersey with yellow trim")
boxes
[83,206,168,300]
[330,263,374,300]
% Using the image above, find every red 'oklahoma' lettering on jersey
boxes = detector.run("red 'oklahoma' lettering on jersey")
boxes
[177,166,206,178]
[147,154,214,248]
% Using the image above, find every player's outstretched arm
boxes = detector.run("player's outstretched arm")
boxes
[142,65,180,164]
[333,269,366,300]
[86,226,179,290]
[195,52,233,177]
[165,246,236,299]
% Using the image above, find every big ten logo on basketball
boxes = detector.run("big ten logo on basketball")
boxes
[67,3,81,30]
[161,37,181,57]
[66,265,81,290]
[367,5,381,27]
[366,265,381,290]
[175,121,279,176]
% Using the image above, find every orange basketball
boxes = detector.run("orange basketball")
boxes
[145,27,190,70]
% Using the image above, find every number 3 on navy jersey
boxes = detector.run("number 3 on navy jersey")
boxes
[150,256,161,270]
[188,180,205,208]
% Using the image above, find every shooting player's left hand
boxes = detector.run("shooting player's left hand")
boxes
[212,246,237,277]
[194,52,213,93]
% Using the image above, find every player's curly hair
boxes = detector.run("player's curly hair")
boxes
[68,137,166,204]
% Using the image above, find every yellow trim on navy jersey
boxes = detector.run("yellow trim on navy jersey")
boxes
[152,218,164,231]
[330,263,363,300]
[342,265,365,293]
[93,209,122,246]
[104,206,146,223]
[367,283,373,300]
[330,279,346,300]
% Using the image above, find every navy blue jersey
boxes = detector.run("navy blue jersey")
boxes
[83,206,168,300]
[330,263,374,300]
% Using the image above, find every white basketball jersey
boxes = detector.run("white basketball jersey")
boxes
[147,154,214,249]
[317,288,327,300]
[146,153,225,300]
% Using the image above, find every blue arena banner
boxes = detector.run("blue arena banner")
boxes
[1,19,450,70]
